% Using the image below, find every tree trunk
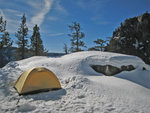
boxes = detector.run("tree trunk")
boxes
[22,35,25,59]
[77,37,79,51]
[35,34,38,56]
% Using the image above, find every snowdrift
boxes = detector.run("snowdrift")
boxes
[0,51,150,113]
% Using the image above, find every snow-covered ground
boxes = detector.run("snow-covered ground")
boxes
[0,51,150,113]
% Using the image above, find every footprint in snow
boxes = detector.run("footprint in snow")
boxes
[17,103,36,112]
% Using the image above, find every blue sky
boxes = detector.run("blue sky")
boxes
[0,0,150,52]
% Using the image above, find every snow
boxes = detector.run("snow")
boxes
[133,39,139,49]
[114,37,119,39]
[0,51,150,113]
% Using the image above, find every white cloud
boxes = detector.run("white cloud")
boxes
[54,1,68,15]
[0,8,22,33]
[4,9,22,17]
[0,0,67,34]
[48,16,58,21]
[29,0,54,26]
[26,0,41,9]
[76,0,111,25]
[0,9,5,19]
[46,1,68,23]
[48,33,65,37]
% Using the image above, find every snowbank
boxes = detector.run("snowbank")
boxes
[0,51,150,113]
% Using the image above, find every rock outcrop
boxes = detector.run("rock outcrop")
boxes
[91,65,135,76]
[106,12,150,65]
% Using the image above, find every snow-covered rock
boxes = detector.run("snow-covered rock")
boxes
[0,51,150,113]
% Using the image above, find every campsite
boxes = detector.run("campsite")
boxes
[14,67,61,95]
[0,51,150,113]
[1,0,150,113]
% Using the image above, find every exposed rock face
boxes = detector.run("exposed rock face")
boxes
[91,65,135,76]
[121,65,135,71]
[106,12,150,65]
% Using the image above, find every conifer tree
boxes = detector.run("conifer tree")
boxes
[15,14,28,59]
[63,43,68,54]
[30,24,46,56]
[0,16,6,32]
[89,38,108,51]
[93,38,108,51]
[0,16,13,67]
[68,22,86,52]
[0,32,12,49]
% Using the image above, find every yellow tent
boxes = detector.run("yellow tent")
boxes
[14,67,61,95]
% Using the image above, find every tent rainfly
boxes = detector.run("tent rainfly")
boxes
[14,67,61,95]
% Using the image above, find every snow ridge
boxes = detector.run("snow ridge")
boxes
[0,51,150,113]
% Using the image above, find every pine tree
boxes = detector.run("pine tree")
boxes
[89,38,108,51]
[94,38,108,51]
[0,32,12,49]
[68,22,86,52]
[63,43,68,54]
[0,16,6,32]
[0,16,13,67]
[30,24,46,56]
[15,14,28,59]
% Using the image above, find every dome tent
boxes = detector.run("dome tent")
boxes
[14,67,61,95]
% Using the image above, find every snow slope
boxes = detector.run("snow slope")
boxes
[0,51,150,113]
